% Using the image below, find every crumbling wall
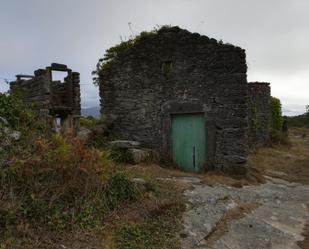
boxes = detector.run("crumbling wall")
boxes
[248,82,271,146]
[10,63,81,133]
[99,26,248,172]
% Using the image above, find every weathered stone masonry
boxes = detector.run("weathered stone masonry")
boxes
[10,63,81,132]
[248,82,271,146]
[100,27,248,171]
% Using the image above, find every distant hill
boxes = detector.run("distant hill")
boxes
[282,104,306,116]
[285,113,308,128]
[81,106,100,117]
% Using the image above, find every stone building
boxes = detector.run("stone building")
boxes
[248,82,271,146]
[99,26,248,172]
[10,63,81,133]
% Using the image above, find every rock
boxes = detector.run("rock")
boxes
[131,178,146,184]
[131,178,147,191]
[110,140,140,149]
[0,160,10,168]
[77,127,93,140]
[129,148,149,163]
[0,126,21,148]
[0,116,8,126]
[8,130,21,141]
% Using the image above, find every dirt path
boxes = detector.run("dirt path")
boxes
[179,177,309,249]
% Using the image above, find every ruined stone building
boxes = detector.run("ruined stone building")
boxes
[99,26,248,172]
[248,82,271,146]
[10,63,81,132]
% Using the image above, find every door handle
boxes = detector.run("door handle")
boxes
[193,145,196,168]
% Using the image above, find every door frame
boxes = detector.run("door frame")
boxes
[161,100,216,171]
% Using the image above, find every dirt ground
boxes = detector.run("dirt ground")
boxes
[249,128,309,185]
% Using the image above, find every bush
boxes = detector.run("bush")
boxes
[104,172,140,210]
[286,105,309,128]
[110,148,134,164]
[0,135,114,241]
[80,116,100,129]
[0,93,34,131]
[271,97,283,131]
[269,129,290,146]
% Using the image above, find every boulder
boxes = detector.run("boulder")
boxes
[129,148,150,164]
[7,129,21,141]
[110,140,140,149]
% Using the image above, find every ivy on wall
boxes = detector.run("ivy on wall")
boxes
[271,97,283,131]
[249,99,257,134]
[92,26,171,86]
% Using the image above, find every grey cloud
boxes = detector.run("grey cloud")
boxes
[0,0,308,110]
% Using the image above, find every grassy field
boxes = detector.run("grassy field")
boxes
[249,128,309,184]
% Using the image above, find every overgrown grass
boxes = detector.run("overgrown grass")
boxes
[0,92,188,249]
[80,116,100,128]
[249,128,309,184]
[0,133,145,248]
[115,203,183,249]
[101,178,185,249]
[268,129,290,146]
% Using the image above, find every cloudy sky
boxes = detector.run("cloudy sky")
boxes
[0,0,308,115]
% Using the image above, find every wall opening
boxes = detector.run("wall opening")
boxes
[54,116,62,133]
[51,71,68,83]
[161,61,173,75]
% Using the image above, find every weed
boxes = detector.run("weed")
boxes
[0,135,115,244]
[110,148,134,164]
[104,172,141,210]
[268,129,290,146]
[114,199,184,249]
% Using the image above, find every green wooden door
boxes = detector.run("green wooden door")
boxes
[171,114,206,172]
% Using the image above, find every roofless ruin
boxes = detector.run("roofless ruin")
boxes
[10,63,81,133]
[96,26,250,172]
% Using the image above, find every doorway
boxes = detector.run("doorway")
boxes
[171,114,206,172]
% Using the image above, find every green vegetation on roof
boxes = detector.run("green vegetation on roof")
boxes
[92,26,171,86]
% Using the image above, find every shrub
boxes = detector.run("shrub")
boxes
[269,129,290,146]
[271,97,283,131]
[0,93,34,131]
[104,172,140,210]
[80,116,100,129]
[110,148,134,164]
[0,135,114,241]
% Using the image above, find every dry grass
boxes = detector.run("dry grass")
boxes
[100,180,185,249]
[249,128,309,184]
[125,162,264,189]
[298,223,309,249]
[298,204,309,249]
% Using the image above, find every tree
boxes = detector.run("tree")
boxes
[305,105,309,127]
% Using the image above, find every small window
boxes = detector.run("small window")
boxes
[51,71,68,83]
[161,61,173,75]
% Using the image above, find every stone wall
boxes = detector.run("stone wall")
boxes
[100,26,248,172]
[248,82,271,146]
[10,63,81,132]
